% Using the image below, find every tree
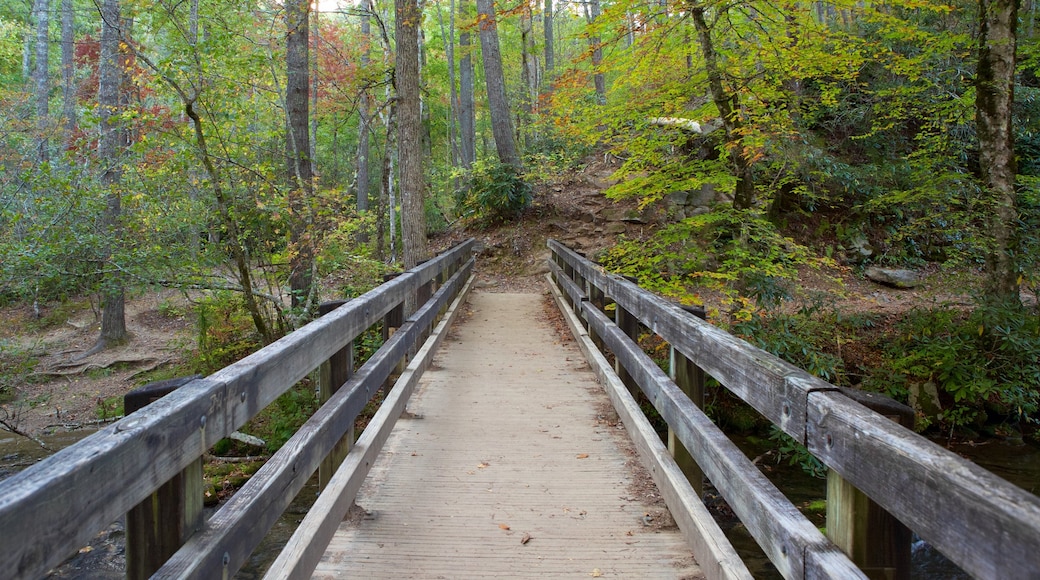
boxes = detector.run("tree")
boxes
[396,0,429,268]
[95,0,127,348]
[286,0,316,313]
[32,0,50,162]
[976,0,1021,303]
[458,0,476,169]
[690,3,755,210]
[357,0,373,213]
[582,0,604,104]
[543,0,553,74]
[60,0,76,146]
[475,0,521,170]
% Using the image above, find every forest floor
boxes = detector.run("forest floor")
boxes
[0,153,990,440]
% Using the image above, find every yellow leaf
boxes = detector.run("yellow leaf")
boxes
[590,569,602,577]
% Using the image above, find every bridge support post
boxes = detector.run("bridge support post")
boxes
[614,304,641,398]
[318,300,354,492]
[124,376,204,580]
[587,283,605,350]
[826,392,914,580]
[668,305,705,499]
[383,273,407,382]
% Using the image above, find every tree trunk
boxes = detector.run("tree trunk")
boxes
[436,0,458,171]
[33,0,50,163]
[311,10,320,170]
[285,0,315,314]
[476,0,521,170]
[60,0,75,147]
[976,0,1020,303]
[97,0,126,347]
[396,0,428,269]
[691,5,755,210]
[583,0,605,104]
[357,0,372,213]
[543,0,554,73]
[459,14,476,169]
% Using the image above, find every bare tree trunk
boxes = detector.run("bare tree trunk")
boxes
[583,0,605,104]
[543,0,554,73]
[476,0,521,170]
[286,0,315,313]
[33,0,51,163]
[97,0,126,348]
[977,0,1021,303]
[436,0,458,171]
[520,6,538,114]
[396,0,429,269]
[459,8,476,169]
[377,104,395,261]
[60,0,75,147]
[357,0,372,213]
[311,9,320,170]
[692,5,755,210]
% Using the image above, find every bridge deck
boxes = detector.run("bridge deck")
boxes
[313,291,701,579]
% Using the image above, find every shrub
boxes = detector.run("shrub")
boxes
[455,160,532,225]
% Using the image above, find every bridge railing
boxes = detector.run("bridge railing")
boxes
[548,239,1040,580]
[0,239,475,580]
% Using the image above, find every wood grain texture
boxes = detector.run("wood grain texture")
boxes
[547,275,751,580]
[0,240,474,580]
[154,258,474,578]
[808,390,1040,579]
[550,240,1040,579]
[580,301,862,580]
[313,292,701,579]
[548,239,834,443]
[263,270,475,579]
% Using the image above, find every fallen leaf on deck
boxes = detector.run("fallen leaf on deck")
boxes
[499,523,510,530]
[590,569,602,577]
[521,532,532,544]
[478,461,490,468]
[576,453,589,459]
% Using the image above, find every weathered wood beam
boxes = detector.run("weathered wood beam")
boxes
[154,258,474,579]
[0,240,474,580]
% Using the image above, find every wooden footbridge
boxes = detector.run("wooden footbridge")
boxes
[2,239,1039,579]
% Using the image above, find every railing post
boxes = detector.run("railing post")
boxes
[587,283,605,351]
[614,277,641,398]
[382,273,406,383]
[318,300,353,491]
[826,389,914,580]
[668,305,705,499]
[124,375,203,580]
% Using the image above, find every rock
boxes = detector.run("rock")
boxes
[604,223,627,235]
[909,381,943,418]
[865,266,921,289]
[230,431,266,447]
[846,233,874,260]
[688,183,715,208]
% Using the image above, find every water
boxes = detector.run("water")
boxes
[718,435,1040,579]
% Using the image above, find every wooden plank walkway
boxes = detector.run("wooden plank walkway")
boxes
[313,291,701,579]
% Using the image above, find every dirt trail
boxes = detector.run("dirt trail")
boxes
[1,289,194,436]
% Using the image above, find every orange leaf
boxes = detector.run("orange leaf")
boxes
[576,453,589,459]
[499,523,510,530]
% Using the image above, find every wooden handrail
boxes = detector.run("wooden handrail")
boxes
[548,238,1040,580]
[0,239,475,580]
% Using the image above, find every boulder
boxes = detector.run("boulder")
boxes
[865,266,921,289]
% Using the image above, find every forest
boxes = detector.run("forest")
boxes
[1,0,1039,446]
